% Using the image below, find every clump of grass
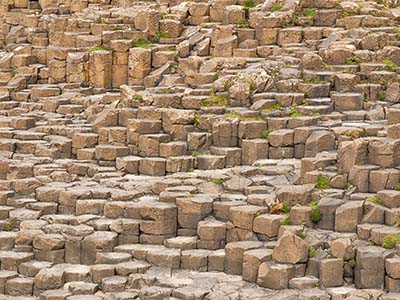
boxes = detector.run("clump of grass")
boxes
[383,59,398,71]
[378,91,386,101]
[346,56,360,65]
[367,196,384,206]
[224,80,232,91]
[192,150,201,157]
[382,233,400,249]
[249,80,257,93]
[202,92,228,107]
[289,105,305,118]
[309,201,321,224]
[303,8,316,17]
[211,178,223,185]
[3,219,14,231]
[167,47,176,51]
[194,114,201,126]
[343,129,360,139]
[132,94,143,101]
[315,175,330,189]
[155,31,172,42]
[262,103,281,113]
[132,38,152,48]
[184,193,194,198]
[244,0,256,9]
[298,232,306,239]
[89,44,111,51]
[394,183,400,191]
[304,77,320,84]
[260,128,274,139]
[224,112,261,121]
[309,245,317,257]
[282,215,291,225]
[235,18,249,28]
[270,203,290,214]
[224,112,241,119]
[395,214,400,227]
[271,3,284,12]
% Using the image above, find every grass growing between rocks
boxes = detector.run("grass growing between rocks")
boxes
[270,203,290,214]
[297,232,306,239]
[382,233,400,249]
[262,103,281,113]
[309,201,321,224]
[132,38,152,48]
[303,8,316,17]
[132,94,143,101]
[202,92,228,107]
[346,56,361,65]
[367,196,384,206]
[282,215,291,225]
[235,18,250,28]
[192,151,201,157]
[3,219,14,231]
[155,31,172,42]
[211,178,223,185]
[224,112,261,121]
[303,77,320,84]
[194,114,201,126]
[90,44,111,51]
[289,105,305,118]
[309,245,317,257]
[395,214,400,227]
[244,0,256,8]
[271,3,284,12]
[315,175,330,189]
[260,128,274,139]
[382,59,398,71]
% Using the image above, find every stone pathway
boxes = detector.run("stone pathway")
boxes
[0,0,400,299]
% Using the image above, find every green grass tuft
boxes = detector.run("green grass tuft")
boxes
[282,215,291,225]
[132,94,143,101]
[346,56,360,65]
[235,18,250,28]
[194,113,201,126]
[3,219,14,231]
[378,91,386,101]
[271,3,284,12]
[89,44,111,51]
[297,232,306,239]
[202,92,228,107]
[132,38,152,48]
[192,150,201,157]
[303,8,316,17]
[309,245,317,257]
[315,175,330,189]
[155,31,172,42]
[289,105,305,118]
[309,201,321,224]
[383,59,398,71]
[244,0,256,8]
[211,178,223,185]
[262,103,281,113]
[367,196,384,206]
[304,77,320,84]
[382,233,400,249]
[260,128,274,139]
